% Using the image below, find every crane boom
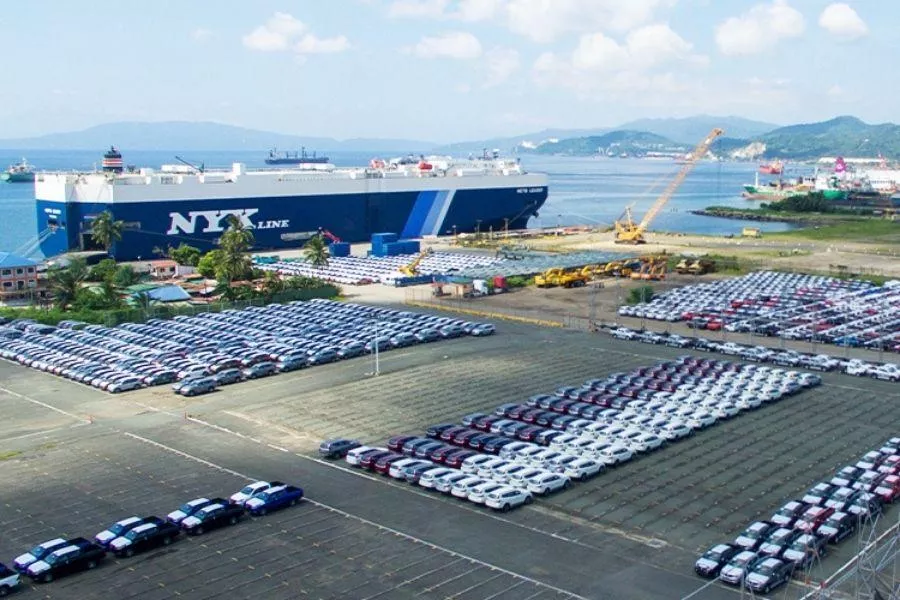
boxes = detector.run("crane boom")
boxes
[615,127,724,244]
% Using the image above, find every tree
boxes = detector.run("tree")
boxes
[169,243,202,266]
[627,285,654,305]
[113,264,140,288]
[197,250,222,277]
[303,234,330,267]
[261,271,285,300]
[90,211,125,253]
[216,216,254,282]
[87,258,117,282]
[133,291,157,317]
[48,257,88,309]
[74,279,123,310]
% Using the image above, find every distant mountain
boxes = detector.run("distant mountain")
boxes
[759,116,900,159]
[531,130,681,155]
[0,121,435,152]
[435,115,778,153]
[615,115,777,144]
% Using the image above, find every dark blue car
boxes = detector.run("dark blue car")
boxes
[244,485,304,516]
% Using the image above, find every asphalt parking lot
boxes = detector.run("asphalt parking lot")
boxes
[2,314,899,599]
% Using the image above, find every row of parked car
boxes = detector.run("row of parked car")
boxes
[320,356,820,512]
[0,299,495,396]
[609,325,900,382]
[255,251,502,286]
[1,480,301,590]
[695,437,900,594]
[619,271,900,352]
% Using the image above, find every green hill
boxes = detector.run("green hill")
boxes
[532,130,683,155]
[760,116,900,159]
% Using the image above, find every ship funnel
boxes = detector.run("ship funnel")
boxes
[102,146,124,173]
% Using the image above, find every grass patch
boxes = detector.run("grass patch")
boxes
[767,220,900,243]
[0,450,22,461]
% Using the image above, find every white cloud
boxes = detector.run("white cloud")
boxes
[388,0,450,18]
[827,83,844,97]
[243,13,307,52]
[294,34,351,54]
[533,24,703,97]
[243,13,349,58]
[483,47,520,86]
[819,3,868,41]
[411,32,483,59]
[191,28,213,42]
[506,0,673,42]
[456,0,502,21]
[387,0,671,41]
[715,0,805,56]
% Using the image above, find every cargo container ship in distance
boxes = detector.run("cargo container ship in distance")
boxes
[33,149,548,261]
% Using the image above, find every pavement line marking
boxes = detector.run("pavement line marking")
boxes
[120,430,589,600]
[0,422,90,443]
[0,385,91,423]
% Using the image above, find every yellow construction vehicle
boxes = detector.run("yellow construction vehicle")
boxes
[614,128,725,244]
[534,268,564,287]
[674,258,691,274]
[558,269,589,288]
[399,247,433,276]
[687,259,716,275]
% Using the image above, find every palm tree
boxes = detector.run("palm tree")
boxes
[303,234,330,267]
[48,257,88,309]
[90,211,125,253]
[217,215,254,283]
[133,291,157,318]
[261,271,284,299]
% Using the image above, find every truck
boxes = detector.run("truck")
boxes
[25,538,106,583]
[0,563,20,596]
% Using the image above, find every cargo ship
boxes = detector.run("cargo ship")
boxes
[1,158,36,183]
[265,146,329,165]
[34,149,548,261]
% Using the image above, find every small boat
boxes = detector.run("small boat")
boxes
[1,158,35,183]
[265,146,330,166]
[758,161,784,175]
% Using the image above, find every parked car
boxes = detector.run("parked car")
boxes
[694,543,739,578]
[108,517,181,557]
[167,498,219,525]
[230,481,284,505]
[180,502,244,535]
[744,557,793,594]
[484,487,533,511]
[12,538,69,573]
[94,516,147,548]
[0,562,20,597]
[244,484,304,515]
[24,538,106,583]
[319,438,361,459]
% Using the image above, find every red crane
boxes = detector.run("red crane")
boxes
[319,228,342,243]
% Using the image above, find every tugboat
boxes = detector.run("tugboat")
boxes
[1,158,35,183]
[265,146,330,166]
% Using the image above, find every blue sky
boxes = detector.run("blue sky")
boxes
[0,0,892,142]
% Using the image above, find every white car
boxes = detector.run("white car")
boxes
[657,421,693,441]
[845,360,874,376]
[873,365,900,382]
[564,419,596,434]
[477,457,510,479]
[417,467,454,489]
[434,472,470,494]
[563,458,604,481]
[167,498,210,524]
[611,328,636,340]
[529,449,565,468]
[687,412,717,430]
[467,482,506,504]
[549,434,581,450]
[499,442,537,460]
[485,486,533,512]
[629,432,664,453]
[229,481,277,505]
[527,472,570,495]
[388,458,427,480]
[600,445,634,465]
[461,454,494,474]
[345,446,379,466]
[107,376,143,393]
[512,446,547,464]
[450,476,488,499]
[508,467,547,486]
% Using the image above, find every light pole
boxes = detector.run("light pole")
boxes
[369,319,381,376]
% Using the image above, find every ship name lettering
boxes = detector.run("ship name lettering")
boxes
[166,209,260,235]
[256,219,290,230]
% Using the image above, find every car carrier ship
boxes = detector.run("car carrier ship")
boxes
[33,148,548,261]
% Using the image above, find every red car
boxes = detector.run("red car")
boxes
[373,452,406,474]
[550,399,576,414]
[507,405,532,420]
[519,408,543,424]
[359,450,393,470]
[873,475,900,503]
[796,506,834,533]
[452,429,482,447]
[878,455,900,475]
[430,446,460,464]
[444,449,476,468]
[387,435,418,452]
[472,415,503,432]
[439,426,468,442]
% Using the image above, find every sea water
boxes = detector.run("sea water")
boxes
[0,149,797,257]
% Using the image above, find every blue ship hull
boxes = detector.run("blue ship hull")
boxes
[36,186,547,261]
